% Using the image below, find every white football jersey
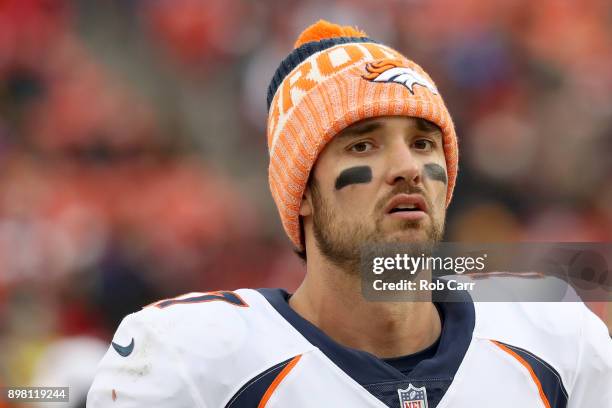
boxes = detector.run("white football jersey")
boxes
[87,286,611,408]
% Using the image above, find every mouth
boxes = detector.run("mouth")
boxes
[384,194,428,220]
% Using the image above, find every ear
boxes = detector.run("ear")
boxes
[299,184,313,217]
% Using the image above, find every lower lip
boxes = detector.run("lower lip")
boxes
[387,210,427,221]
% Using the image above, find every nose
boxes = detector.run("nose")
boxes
[384,141,421,186]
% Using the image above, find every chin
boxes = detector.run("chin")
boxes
[384,229,431,244]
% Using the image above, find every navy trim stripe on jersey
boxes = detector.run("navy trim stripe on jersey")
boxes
[382,334,440,375]
[497,341,568,408]
[410,281,474,382]
[258,288,404,384]
[224,356,297,408]
[257,281,475,407]
[266,37,377,110]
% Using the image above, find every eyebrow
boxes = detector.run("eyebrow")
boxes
[337,120,382,139]
[336,117,443,140]
[415,118,441,134]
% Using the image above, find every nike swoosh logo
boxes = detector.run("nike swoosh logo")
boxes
[112,338,135,357]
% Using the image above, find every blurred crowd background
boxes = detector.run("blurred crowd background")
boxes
[0,0,610,406]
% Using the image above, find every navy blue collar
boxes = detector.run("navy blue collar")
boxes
[383,333,440,375]
[257,286,475,385]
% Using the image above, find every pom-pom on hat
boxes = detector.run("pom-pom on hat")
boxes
[266,20,458,250]
[293,20,367,48]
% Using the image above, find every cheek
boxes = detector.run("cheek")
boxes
[422,162,447,202]
[431,184,448,220]
[423,163,447,184]
[331,165,381,213]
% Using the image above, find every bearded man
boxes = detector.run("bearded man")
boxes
[88,20,611,408]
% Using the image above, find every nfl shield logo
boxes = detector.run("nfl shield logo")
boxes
[397,384,428,408]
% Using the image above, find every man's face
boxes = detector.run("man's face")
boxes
[302,116,448,268]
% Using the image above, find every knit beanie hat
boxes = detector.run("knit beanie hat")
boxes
[266,20,458,250]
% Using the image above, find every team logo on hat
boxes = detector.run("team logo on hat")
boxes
[397,384,429,408]
[363,59,438,95]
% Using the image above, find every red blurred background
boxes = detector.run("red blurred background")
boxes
[0,1,610,406]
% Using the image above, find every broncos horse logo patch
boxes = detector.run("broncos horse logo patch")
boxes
[363,59,438,95]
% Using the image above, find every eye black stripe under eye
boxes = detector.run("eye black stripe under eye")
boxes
[424,163,447,184]
[335,166,372,190]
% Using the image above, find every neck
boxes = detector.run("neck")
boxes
[289,253,441,358]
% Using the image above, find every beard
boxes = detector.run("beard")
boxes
[310,179,445,274]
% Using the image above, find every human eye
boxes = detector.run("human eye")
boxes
[348,140,375,153]
[413,138,435,151]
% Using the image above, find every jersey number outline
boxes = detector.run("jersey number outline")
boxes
[148,291,249,309]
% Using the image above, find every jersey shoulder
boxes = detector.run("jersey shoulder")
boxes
[472,293,611,403]
[134,288,313,361]
[88,289,315,408]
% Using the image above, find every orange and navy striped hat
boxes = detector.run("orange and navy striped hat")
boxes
[266,20,458,250]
